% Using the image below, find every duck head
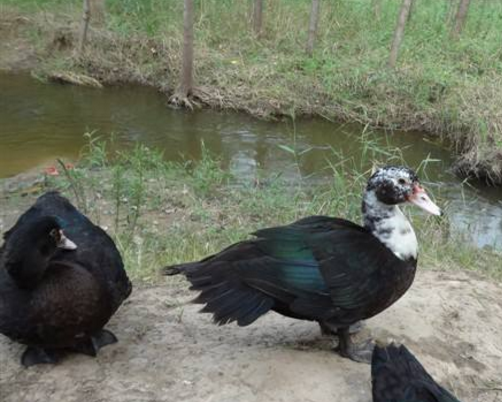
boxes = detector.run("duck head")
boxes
[2,216,77,288]
[366,166,441,216]
[363,166,441,261]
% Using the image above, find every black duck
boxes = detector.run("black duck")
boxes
[0,191,132,366]
[163,166,441,362]
[372,343,461,401]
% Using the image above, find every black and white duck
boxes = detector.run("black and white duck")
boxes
[0,191,132,367]
[372,343,461,401]
[163,166,441,362]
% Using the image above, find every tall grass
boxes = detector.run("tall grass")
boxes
[39,135,500,282]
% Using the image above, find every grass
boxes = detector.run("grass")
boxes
[9,135,492,282]
[1,0,502,183]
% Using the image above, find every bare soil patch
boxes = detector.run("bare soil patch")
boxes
[1,271,501,402]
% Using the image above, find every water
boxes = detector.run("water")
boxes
[1,73,502,250]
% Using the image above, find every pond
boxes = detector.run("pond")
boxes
[1,73,502,250]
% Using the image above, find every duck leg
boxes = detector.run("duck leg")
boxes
[336,327,374,364]
[319,321,365,336]
[21,346,60,367]
[71,329,118,357]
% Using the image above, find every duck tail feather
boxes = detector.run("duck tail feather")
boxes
[161,262,200,276]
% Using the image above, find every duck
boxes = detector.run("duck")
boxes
[0,191,132,367]
[163,166,441,363]
[372,343,461,401]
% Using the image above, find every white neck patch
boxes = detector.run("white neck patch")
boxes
[363,191,418,261]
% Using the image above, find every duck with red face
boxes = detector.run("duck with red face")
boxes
[163,166,441,363]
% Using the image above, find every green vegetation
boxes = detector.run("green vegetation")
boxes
[5,136,491,282]
[1,0,502,183]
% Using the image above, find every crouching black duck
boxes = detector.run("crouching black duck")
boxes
[0,191,132,367]
[372,343,461,401]
[163,166,441,363]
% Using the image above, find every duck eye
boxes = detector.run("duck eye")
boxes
[49,228,60,241]
[398,178,407,185]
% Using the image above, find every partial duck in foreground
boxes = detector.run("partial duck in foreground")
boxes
[163,166,441,363]
[0,191,132,367]
[372,343,461,401]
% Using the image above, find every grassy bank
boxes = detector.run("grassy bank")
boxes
[1,0,502,183]
[1,136,499,282]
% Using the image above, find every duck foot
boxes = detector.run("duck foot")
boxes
[21,346,60,367]
[336,327,375,364]
[93,329,118,349]
[72,329,118,357]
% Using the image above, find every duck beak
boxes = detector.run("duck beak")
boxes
[57,230,78,250]
[408,185,442,216]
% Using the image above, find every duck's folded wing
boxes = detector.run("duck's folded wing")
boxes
[255,216,410,321]
[179,216,410,325]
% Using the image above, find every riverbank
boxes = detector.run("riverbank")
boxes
[1,1,502,184]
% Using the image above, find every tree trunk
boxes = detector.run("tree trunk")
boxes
[180,0,194,97]
[305,0,321,56]
[253,0,264,36]
[78,0,91,54]
[388,0,414,68]
[451,0,471,38]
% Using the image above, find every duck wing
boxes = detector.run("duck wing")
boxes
[167,215,413,326]
[254,215,415,324]
[372,344,461,402]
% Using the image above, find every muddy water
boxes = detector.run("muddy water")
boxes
[1,73,502,250]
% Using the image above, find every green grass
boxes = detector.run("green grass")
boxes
[1,0,502,182]
[26,135,498,282]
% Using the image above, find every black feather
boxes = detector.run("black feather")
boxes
[372,344,462,402]
[0,191,131,361]
[161,215,416,329]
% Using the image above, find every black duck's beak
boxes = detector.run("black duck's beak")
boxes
[407,184,442,216]
[57,230,78,250]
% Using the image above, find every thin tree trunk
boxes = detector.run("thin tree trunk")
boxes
[78,0,91,54]
[253,0,264,36]
[305,0,321,56]
[451,0,471,38]
[388,0,414,68]
[180,0,194,97]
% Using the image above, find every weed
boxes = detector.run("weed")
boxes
[34,137,501,282]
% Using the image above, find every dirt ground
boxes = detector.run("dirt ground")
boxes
[1,270,501,402]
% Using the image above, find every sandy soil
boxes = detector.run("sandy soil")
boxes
[1,270,501,402]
